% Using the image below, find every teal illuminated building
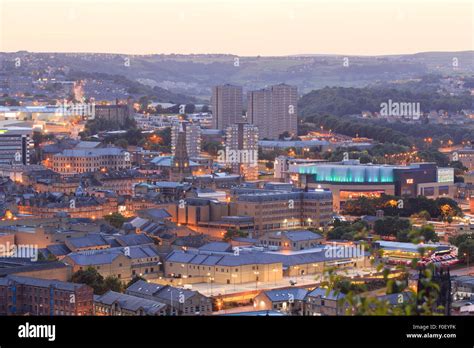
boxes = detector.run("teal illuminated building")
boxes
[288,160,454,212]
[297,164,395,184]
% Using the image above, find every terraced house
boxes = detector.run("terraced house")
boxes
[0,275,93,316]
[126,280,212,315]
[63,245,162,282]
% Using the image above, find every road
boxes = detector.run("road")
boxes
[185,267,377,297]
[451,266,474,276]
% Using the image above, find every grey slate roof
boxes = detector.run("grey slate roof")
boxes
[126,280,202,304]
[55,147,124,157]
[263,287,309,302]
[377,292,414,305]
[46,244,71,256]
[66,245,160,266]
[198,242,232,252]
[126,280,164,296]
[115,234,154,247]
[2,275,87,291]
[306,287,345,301]
[282,230,323,242]
[0,261,69,277]
[67,234,109,249]
[143,208,172,220]
[95,290,166,314]
[66,252,122,266]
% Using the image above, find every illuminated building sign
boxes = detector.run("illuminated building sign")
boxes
[297,165,394,183]
[437,168,454,183]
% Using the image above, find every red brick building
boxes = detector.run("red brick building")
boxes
[0,275,93,316]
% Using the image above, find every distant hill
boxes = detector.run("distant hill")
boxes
[2,51,472,99]
[298,86,473,117]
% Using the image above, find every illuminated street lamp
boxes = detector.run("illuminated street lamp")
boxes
[254,271,260,289]
[207,273,214,296]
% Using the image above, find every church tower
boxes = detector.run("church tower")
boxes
[170,122,192,182]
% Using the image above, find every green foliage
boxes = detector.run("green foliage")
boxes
[104,212,127,229]
[202,140,224,157]
[457,238,474,263]
[449,233,474,247]
[327,220,368,241]
[299,86,472,118]
[449,233,474,263]
[223,229,248,242]
[71,267,123,295]
[343,195,462,219]
[103,275,124,293]
[397,225,439,243]
[374,216,411,237]
[324,263,447,316]
[67,70,196,104]
[303,113,474,149]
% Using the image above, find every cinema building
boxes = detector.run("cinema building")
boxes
[288,160,455,212]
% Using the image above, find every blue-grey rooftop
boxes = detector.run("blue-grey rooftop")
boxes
[281,230,323,242]
[263,287,309,302]
[95,290,166,314]
[66,234,109,249]
[1,275,87,291]
[307,287,345,300]
[198,242,232,253]
[115,234,154,247]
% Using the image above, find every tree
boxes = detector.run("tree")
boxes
[418,225,439,243]
[114,138,129,149]
[104,212,127,229]
[449,233,473,247]
[202,140,224,157]
[374,217,411,237]
[104,275,124,293]
[278,131,292,140]
[223,229,248,242]
[411,210,431,221]
[439,204,455,223]
[71,267,106,294]
[72,268,124,295]
[458,239,474,264]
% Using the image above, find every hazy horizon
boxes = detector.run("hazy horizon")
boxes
[1,50,473,57]
[1,0,472,56]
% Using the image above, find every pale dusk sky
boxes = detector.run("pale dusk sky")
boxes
[0,0,472,56]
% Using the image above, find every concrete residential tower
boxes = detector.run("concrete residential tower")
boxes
[212,84,243,130]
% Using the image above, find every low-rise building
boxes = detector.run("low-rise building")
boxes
[126,280,212,315]
[52,147,131,176]
[0,275,93,316]
[304,287,346,316]
[289,160,455,212]
[234,190,333,236]
[94,290,167,316]
[254,287,308,315]
[258,230,324,251]
[63,245,162,282]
